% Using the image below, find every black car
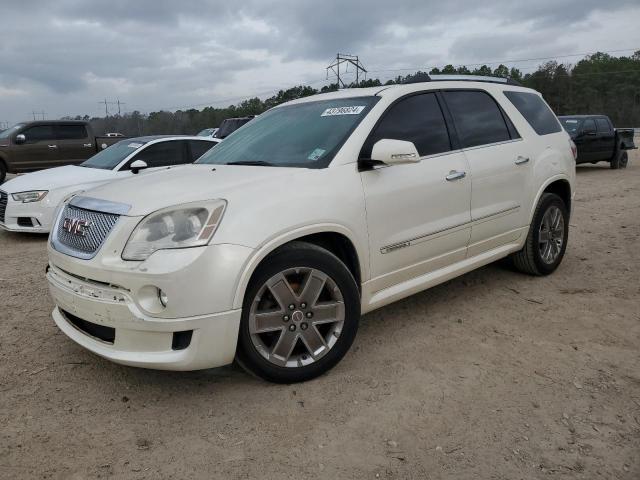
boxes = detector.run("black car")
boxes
[558,115,636,169]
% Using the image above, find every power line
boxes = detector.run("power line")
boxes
[365,47,640,74]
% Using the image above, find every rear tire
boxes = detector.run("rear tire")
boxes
[610,150,627,169]
[619,151,629,169]
[511,193,569,276]
[236,241,360,383]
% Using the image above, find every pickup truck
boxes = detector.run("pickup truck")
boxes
[558,115,636,169]
[0,121,125,183]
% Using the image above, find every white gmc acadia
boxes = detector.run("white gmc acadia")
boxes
[46,76,576,383]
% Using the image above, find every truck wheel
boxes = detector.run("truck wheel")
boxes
[236,241,360,383]
[610,150,625,169]
[619,151,629,169]
[511,193,569,276]
[0,162,6,184]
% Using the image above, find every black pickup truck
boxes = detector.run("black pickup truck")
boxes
[558,115,636,169]
[0,121,126,183]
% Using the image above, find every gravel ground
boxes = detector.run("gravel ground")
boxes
[1,151,639,479]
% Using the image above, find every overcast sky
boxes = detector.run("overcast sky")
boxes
[1,0,639,125]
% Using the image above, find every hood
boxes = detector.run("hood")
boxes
[82,164,306,216]
[0,165,114,194]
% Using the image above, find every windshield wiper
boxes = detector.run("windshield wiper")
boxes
[226,160,275,167]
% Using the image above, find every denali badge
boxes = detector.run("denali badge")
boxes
[62,218,92,237]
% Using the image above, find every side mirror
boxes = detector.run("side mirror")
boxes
[130,159,148,174]
[15,134,26,145]
[371,139,420,166]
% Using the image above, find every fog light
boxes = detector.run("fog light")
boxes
[158,289,168,307]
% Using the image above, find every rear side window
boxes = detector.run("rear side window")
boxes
[363,93,451,157]
[22,125,55,142]
[189,140,217,161]
[129,140,187,168]
[503,91,562,136]
[595,118,611,133]
[443,91,511,148]
[56,124,88,140]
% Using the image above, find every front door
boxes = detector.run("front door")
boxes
[360,92,471,292]
[12,124,59,172]
[575,118,598,162]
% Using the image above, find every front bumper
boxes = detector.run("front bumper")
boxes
[47,241,254,370]
[0,196,56,233]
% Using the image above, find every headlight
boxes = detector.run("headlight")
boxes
[12,190,48,203]
[122,200,227,261]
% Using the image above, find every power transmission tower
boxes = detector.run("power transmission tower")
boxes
[98,99,118,116]
[326,53,367,89]
[31,111,46,120]
[116,99,126,116]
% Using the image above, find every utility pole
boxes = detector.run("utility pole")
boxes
[31,111,46,120]
[326,53,367,89]
[98,99,118,116]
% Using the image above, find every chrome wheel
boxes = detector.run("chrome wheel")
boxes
[248,267,345,368]
[538,205,564,264]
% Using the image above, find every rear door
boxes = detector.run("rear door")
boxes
[11,124,59,172]
[595,117,615,160]
[360,92,471,291]
[442,89,531,256]
[55,124,93,166]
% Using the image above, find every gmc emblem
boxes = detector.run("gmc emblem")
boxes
[62,218,92,237]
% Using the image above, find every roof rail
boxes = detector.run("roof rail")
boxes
[403,74,522,86]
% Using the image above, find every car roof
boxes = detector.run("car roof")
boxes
[558,115,608,119]
[282,80,536,107]
[126,135,220,143]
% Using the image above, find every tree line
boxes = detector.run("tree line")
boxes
[71,51,640,136]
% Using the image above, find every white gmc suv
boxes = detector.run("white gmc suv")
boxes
[46,76,576,383]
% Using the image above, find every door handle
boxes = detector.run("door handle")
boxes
[445,170,466,181]
[47,145,58,149]
[515,156,529,165]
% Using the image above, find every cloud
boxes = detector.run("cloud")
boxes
[0,0,638,123]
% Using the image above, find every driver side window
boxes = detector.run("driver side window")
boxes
[582,119,596,134]
[361,93,451,159]
[22,125,55,143]
[124,140,188,169]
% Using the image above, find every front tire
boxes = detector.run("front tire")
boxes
[236,242,360,383]
[511,193,569,276]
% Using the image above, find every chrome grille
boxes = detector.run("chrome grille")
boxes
[55,204,119,257]
[0,191,7,224]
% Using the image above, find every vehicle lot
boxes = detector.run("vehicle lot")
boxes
[1,150,639,479]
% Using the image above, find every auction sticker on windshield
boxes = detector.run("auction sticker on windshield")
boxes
[321,106,366,116]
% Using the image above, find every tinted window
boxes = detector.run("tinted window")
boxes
[56,124,88,140]
[559,117,581,135]
[503,91,561,135]
[131,140,187,168]
[23,125,55,142]
[595,118,611,133]
[443,91,511,148]
[189,140,217,161]
[582,119,596,134]
[363,93,450,157]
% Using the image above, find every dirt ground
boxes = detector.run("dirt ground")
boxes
[1,150,639,480]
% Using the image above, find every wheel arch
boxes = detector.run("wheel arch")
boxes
[529,176,572,223]
[232,224,366,310]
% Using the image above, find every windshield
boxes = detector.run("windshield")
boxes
[559,117,582,134]
[197,97,379,168]
[81,140,147,170]
[197,128,215,137]
[0,124,24,139]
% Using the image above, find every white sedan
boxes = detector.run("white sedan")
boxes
[0,135,219,233]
